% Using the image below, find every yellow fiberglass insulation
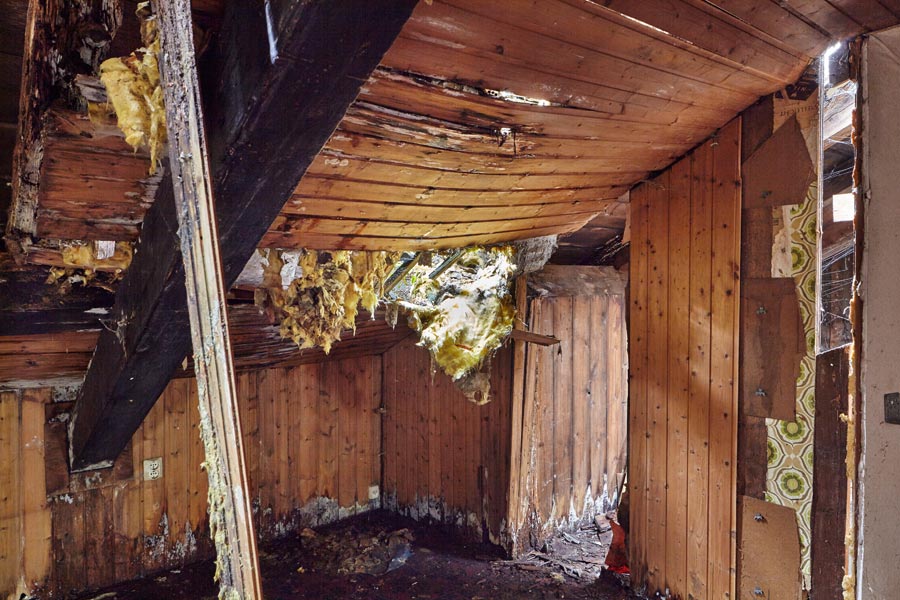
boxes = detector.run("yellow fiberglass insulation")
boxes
[98,5,166,174]
[61,241,133,272]
[254,249,399,354]
[400,246,517,404]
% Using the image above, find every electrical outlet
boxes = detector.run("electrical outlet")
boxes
[886,393,900,425]
[143,457,163,480]
[368,485,380,501]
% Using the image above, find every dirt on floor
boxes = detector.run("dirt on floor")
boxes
[73,511,636,600]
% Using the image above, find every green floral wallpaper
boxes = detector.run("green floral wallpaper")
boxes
[765,182,817,588]
[763,90,819,589]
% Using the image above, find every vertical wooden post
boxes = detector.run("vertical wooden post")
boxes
[154,1,262,598]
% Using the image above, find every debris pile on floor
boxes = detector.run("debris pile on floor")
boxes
[73,511,637,600]
[509,512,627,588]
[296,524,414,576]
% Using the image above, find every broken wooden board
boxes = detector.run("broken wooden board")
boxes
[527,265,627,297]
[738,496,803,600]
[742,116,816,209]
[741,278,804,421]
[155,0,261,594]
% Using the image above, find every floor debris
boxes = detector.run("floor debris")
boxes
[72,511,638,600]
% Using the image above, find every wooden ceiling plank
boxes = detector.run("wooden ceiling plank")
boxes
[701,0,836,56]
[304,154,642,191]
[267,210,601,241]
[823,0,900,29]
[377,40,742,123]
[262,221,593,252]
[531,0,803,84]
[359,69,725,135]
[395,1,760,108]
[68,0,417,470]
[322,126,684,174]
[416,0,787,95]
[321,136,674,176]
[784,0,873,37]
[295,177,624,207]
[340,106,693,159]
[6,0,124,256]
[283,197,617,223]
[590,0,811,64]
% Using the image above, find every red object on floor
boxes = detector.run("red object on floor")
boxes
[604,520,630,574]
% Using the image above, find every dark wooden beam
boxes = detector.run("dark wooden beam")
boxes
[810,346,850,598]
[69,0,417,469]
[156,0,261,594]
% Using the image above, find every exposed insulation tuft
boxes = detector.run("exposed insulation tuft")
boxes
[61,241,133,272]
[399,246,517,403]
[254,249,399,353]
[98,3,167,174]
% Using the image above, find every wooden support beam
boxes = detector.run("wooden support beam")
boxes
[154,0,261,596]
[69,0,417,469]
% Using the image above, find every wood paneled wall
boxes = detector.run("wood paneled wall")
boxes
[382,339,513,545]
[508,285,628,554]
[629,118,741,599]
[0,356,381,599]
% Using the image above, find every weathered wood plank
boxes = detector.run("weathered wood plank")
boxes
[666,155,691,593]
[154,1,262,595]
[810,347,850,599]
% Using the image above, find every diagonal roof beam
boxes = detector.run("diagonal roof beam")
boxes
[69,0,418,470]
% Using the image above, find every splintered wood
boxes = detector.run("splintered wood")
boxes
[155,0,261,598]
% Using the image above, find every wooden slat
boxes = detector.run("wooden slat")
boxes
[295,364,316,504]
[20,389,51,590]
[590,295,608,501]
[700,0,833,57]
[155,2,262,592]
[687,139,713,600]
[628,183,650,583]
[665,155,692,593]
[571,297,591,510]
[400,1,761,107]
[645,169,670,592]
[606,295,626,496]
[163,380,189,561]
[141,395,166,573]
[273,221,602,252]
[0,392,21,595]
[587,0,809,71]
[708,118,741,600]
[810,347,850,598]
[553,296,574,523]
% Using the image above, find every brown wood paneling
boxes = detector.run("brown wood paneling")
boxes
[382,339,513,544]
[0,356,381,598]
[628,119,741,599]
